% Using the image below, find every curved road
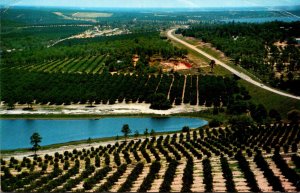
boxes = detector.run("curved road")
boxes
[167,29,300,100]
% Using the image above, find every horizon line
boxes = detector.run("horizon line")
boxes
[1,5,300,10]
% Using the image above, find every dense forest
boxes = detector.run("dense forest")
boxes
[1,25,92,50]
[0,69,236,107]
[178,21,300,95]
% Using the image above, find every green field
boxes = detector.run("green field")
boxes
[10,55,107,74]
[239,79,300,117]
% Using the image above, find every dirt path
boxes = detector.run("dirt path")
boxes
[170,159,186,192]
[249,161,273,192]
[167,29,300,101]
[196,76,199,105]
[181,75,187,103]
[155,74,163,93]
[130,165,150,192]
[191,160,205,192]
[211,158,227,192]
[167,75,175,100]
[109,165,135,192]
[266,158,296,192]
[228,160,250,192]
[148,162,167,192]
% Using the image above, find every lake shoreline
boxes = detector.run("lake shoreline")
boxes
[1,116,208,151]
[0,113,168,120]
[0,102,210,118]
[1,125,208,158]
[0,112,211,119]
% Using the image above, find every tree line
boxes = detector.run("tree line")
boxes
[1,69,245,110]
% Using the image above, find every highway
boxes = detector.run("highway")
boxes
[167,29,300,100]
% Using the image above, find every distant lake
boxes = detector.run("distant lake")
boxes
[0,117,207,150]
[221,17,300,23]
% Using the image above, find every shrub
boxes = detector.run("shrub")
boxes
[202,158,213,192]
[63,161,70,170]
[95,155,100,167]
[42,164,48,171]
[182,126,190,132]
[181,158,194,192]
[138,161,161,192]
[209,118,222,127]
[118,163,144,192]
[287,109,300,123]
[254,153,284,192]
[149,93,171,110]
[220,157,236,192]
[159,160,178,192]
[229,115,254,130]
[83,166,111,190]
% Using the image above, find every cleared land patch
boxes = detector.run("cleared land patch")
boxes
[72,12,113,18]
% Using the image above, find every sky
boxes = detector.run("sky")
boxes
[1,0,300,8]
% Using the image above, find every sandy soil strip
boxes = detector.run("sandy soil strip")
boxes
[228,160,250,192]
[1,102,209,116]
[157,142,174,161]
[248,161,273,192]
[130,164,151,192]
[56,172,82,191]
[148,161,168,192]
[191,159,205,192]
[167,75,175,100]
[181,75,187,102]
[71,168,96,192]
[170,159,186,192]
[109,164,135,191]
[196,75,199,105]
[211,158,227,192]
[266,158,296,192]
[283,156,296,169]
[83,167,115,192]
[155,74,163,93]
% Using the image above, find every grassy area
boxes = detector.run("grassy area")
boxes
[175,110,230,124]
[169,32,300,118]
[170,37,232,77]
[174,34,262,82]
[239,79,300,118]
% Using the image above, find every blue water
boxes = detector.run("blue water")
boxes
[221,17,300,23]
[0,117,207,150]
